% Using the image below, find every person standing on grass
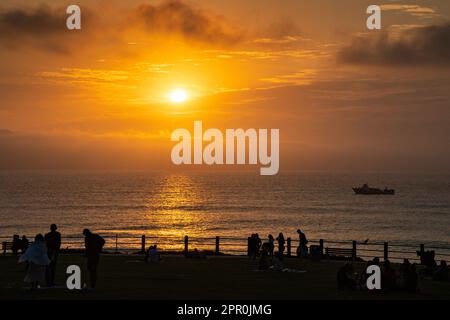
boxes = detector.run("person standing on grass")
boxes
[45,224,61,286]
[268,234,275,257]
[21,235,29,253]
[19,234,50,290]
[276,233,285,256]
[12,234,21,255]
[83,229,105,290]
[297,229,308,249]
[297,228,309,257]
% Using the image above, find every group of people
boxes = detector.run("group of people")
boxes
[417,250,449,281]
[11,235,30,254]
[18,224,61,288]
[249,229,309,261]
[247,229,308,271]
[17,224,105,291]
[337,258,421,293]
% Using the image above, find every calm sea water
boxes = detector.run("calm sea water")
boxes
[0,172,449,251]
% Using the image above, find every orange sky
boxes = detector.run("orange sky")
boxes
[0,0,449,173]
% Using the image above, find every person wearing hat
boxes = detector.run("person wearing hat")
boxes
[44,223,61,286]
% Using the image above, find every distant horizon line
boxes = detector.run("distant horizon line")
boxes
[0,168,449,176]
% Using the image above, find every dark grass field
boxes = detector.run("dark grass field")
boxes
[1,254,449,300]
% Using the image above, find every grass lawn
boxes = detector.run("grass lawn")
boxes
[1,254,449,300]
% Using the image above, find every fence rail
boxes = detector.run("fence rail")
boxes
[2,234,450,263]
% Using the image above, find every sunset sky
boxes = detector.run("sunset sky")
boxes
[0,0,449,173]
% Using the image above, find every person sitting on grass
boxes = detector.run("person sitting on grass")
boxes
[186,248,206,259]
[405,263,419,293]
[337,263,356,290]
[18,234,51,290]
[382,260,397,291]
[358,261,373,290]
[258,243,270,271]
[434,260,449,281]
[12,234,21,255]
[144,245,161,263]
[272,252,284,271]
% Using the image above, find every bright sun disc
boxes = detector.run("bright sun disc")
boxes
[169,89,188,103]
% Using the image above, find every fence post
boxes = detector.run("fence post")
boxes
[319,239,324,255]
[247,237,251,256]
[287,237,292,257]
[141,235,146,253]
[215,236,220,255]
[115,234,118,253]
[352,240,357,262]
[420,244,425,255]
[184,236,189,255]
[384,242,388,261]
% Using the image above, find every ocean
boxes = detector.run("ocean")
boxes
[1,172,449,257]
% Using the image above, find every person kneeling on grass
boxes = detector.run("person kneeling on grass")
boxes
[18,234,51,290]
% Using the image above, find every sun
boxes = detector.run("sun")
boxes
[169,89,188,104]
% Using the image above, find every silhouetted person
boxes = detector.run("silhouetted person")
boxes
[45,224,61,286]
[18,234,50,289]
[405,263,418,293]
[83,229,105,289]
[255,233,262,256]
[337,263,356,290]
[434,260,449,281]
[145,245,161,263]
[276,233,285,256]
[296,228,309,258]
[258,243,270,271]
[268,234,275,257]
[399,259,411,288]
[248,234,255,259]
[272,252,284,271]
[12,234,20,255]
[372,257,380,266]
[359,261,373,290]
[297,228,308,248]
[382,260,397,291]
[249,234,260,260]
[21,236,29,253]
[418,250,436,275]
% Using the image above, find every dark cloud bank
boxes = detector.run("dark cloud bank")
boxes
[0,5,64,35]
[0,1,240,53]
[338,22,450,66]
[0,4,92,53]
[128,0,241,45]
